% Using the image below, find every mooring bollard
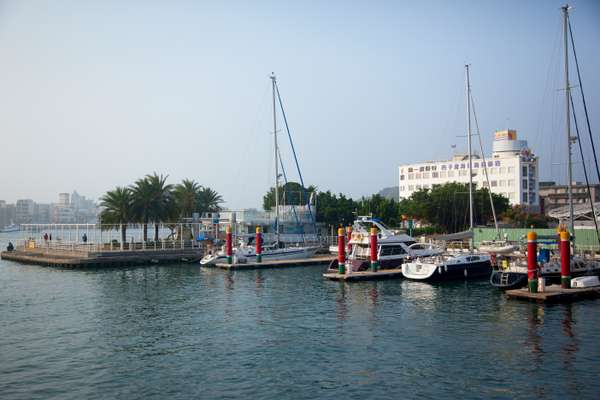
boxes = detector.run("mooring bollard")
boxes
[527,231,538,293]
[560,230,571,288]
[256,226,262,263]
[370,226,379,272]
[226,225,233,264]
[338,227,346,274]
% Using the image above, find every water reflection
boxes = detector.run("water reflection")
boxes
[335,282,348,324]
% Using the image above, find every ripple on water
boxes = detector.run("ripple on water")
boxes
[1,261,600,400]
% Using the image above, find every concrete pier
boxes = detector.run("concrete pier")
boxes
[323,269,404,281]
[212,256,334,271]
[505,284,600,303]
[1,247,203,268]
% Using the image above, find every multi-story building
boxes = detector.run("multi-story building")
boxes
[15,199,35,224]
[539,181,600,214]
[398,130,539,208]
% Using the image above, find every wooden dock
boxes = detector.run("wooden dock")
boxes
[323,269,404,281]
[0,248,203,268]
[505,284,600,303]
[212,255,334,271]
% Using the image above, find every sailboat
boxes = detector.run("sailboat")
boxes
[402,65,492,281]
[489,5,600,289]
[200,74,319,265]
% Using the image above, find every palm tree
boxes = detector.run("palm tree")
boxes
[198,186,223,215]
[130,176,153,241]
[173,179,202,218]
[145,173,173,240]
[99,187,133,248]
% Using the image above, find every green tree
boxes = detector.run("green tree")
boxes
[99,186,134,246]
[173,179,202,218]
[197,186,223,214]
[263,182,314,210]
[315,191,357,227]
[131,173,173,241]
[146,173,174,240]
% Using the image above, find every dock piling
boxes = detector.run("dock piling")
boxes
[527,231,538,293]
[256,226,262,263]
[226,225,233,264]
[370,226,379,272]
[338,227,346,274]
[560,230,571,288]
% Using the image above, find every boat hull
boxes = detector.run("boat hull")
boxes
[200,246,319,265]
[403,260,492,282]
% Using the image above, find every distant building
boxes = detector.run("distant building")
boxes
[0,201,16,228]
[58,193,70,206]
[398,130,539,209]
[539,181,600,214]
[15,199,35,224]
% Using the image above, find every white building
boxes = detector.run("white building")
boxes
[398,130,539,209]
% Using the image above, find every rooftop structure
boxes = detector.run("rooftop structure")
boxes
[398,130,539,208]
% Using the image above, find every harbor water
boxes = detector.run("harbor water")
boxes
[1,233,599,399]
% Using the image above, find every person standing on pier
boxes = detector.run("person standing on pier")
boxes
[82,233,87,243]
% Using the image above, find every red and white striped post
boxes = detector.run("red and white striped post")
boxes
[337,227,346,274]
[256,226,262,263]
[527,231,538,293]
[226,225,233,264]
[370,226,379,272]
[560,230,571,288]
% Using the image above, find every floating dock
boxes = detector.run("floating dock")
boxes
[1,248,203,268]
[212,255,334,271]
[323,269,404,281]
[505,284,600,303]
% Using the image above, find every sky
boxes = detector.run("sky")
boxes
[0,0,598,209]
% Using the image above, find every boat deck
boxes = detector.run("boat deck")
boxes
[323,269,404,281]
[505,284,600,303]
[211,256,334,271]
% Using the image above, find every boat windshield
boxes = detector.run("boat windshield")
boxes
[356,220,389,232]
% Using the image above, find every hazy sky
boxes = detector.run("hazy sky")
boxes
[0,0,598,208]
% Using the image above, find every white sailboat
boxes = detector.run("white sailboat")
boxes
[201,74,319,265]
[489,5,600,289]
[402,65,492,281]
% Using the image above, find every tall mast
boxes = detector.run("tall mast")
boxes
[562,5,575,240]
[466,64,474,252]
[270,73,280,243]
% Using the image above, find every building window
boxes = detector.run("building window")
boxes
[483,181,489,187]
[415,173,422,179]
[408,185,414,190]
[488,161,493,167]
[508,179,515,187]
[454,164,459,169]
[420,166,425,172]
[440,171,447,178]
[508,166,515,173]
[522,180,528,189]
[423,172,430,179]
[491,180,497,187]
[522,166,527,175]
[432,172,439,178]
[499,180,506,187]
[441,165,447,170]
[460,163,466,169]
[499,167,506,174]
[474,162,479,168]
[400,175,405,181]
[522,192,528,203]
[408,167,413,172]
[495,161,501,166]
[408,173,414,180]
[432,166,437,171]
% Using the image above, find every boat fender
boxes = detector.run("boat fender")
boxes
[438,266,442,274]
[464,268,468,277]
[444,265,448,273]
